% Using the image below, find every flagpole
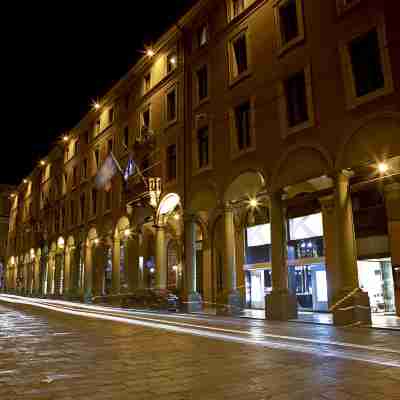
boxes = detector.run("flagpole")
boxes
[120,143,148,188]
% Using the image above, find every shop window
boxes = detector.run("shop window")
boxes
[196,65,208,103]
[274,0,305,54]
[197,126,209,169]
[166,88,177,123]
[167,144,177,182]
[340,21,393,109]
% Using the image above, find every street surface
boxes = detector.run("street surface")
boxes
[0,294,399,400]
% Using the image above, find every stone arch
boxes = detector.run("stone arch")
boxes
[271,144,333,191]
[336,112,400,170]
[224,170,266,203]
[188,183,219,214]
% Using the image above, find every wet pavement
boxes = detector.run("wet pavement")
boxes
[0,295,400,400]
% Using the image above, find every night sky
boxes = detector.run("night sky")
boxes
[2,1,197,186]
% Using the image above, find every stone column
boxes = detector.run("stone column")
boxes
[217,205,242,315]
[84,242,93,302]
[112,238,121,294]
[125,235,140,292]
[384,182,400,316]
[155,225,167,290]
[68,247,77,299]
[266,191,297,321]
[34,256,40,296]
[93,245,107,297]
[202,243,213,306]
[320,195,340,307]
[183,215,202,312]
[332,171,371,325]
[64,248,71,297]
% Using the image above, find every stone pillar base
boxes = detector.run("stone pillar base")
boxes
[265,290,297,321]
[332,290,371,326]
[181,292,203,313]
[216,290,243,316]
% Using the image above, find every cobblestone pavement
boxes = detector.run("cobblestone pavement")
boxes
[0,296,399,400]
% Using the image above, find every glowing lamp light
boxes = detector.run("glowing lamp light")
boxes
[172,265,178,272]
[146,49,155,57]
[124,228,131,238]
[173,214,180,221]
[23,179,28,184]
[62,135,69,142]
[40,160,46,166]
[94,238,100,246]
[170,56,177,65]
[93,102,101,110]
[378,162,388,174]
[150,267,155,274]
[249,199,258,208]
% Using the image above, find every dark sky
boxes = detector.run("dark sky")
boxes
[2,1,197,186]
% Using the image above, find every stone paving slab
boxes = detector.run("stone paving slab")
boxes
[0,300,399,400]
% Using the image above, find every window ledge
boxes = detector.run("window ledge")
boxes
[284,119,314,138]
[229,69,251,89]
[277,35,304,57]
[193,97,210,111]
[193,165,213,177]
[345,85,394,110]
[231,146,256,161]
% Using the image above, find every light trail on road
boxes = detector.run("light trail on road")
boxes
[1,295,399,368]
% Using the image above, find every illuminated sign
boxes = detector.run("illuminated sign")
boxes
[289,213,323,241]
[247,224,271,247]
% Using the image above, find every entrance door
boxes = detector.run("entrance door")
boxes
[288,263,328,312]
[357,259,395,313]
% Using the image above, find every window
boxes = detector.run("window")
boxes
[349,29,385,98]
[274,0,304,53]
[74,140,80,156]
[108,107,114,124]
[279,66,314,136]
[197,127,209,169]
[123,126,129,148]
[94,149,100,170]
[82,158,88,180]
[73,167,77,187]
[80,194,85,221]
[197,24,208,47]
[144,73,151,92]
[107,138,113,154]
[92,189,97,216]
[166,88,177,122]
[230,32,248,80]
[95,119,101,134]
[105,190,112,211]
[65,146,70,162]
[234,101,251,151]
[70,200,75,226]
[197,65,208,102]
[232,0,245,18]
[167,144,177,181]
[339,22,393,109]
[285,70,308,127]
[167,52,177,73]
[142,108,150,129]
[84,131,89,144]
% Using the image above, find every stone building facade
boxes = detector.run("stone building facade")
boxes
[5,0,400,323]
